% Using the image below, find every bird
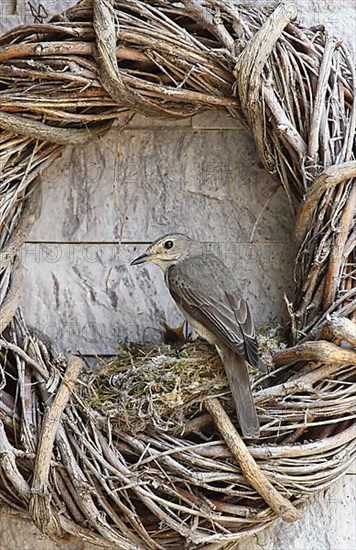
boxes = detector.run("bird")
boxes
[131,233,266,438]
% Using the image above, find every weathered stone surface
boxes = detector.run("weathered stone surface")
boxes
[22,240,294,354]
[239,473,356,550]
[0,0,77,23]
[129,113,192,128]
[25,122,296,355]
[192,110,244,129]
[29,126,294,244]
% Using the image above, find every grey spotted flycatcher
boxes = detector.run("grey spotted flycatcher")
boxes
[131,234,266,437]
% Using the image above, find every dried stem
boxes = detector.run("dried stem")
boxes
[205,398,300,523]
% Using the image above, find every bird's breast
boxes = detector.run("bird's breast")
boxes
[176,305,218,346]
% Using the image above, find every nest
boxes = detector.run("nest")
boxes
[85,342,229,434]
[0,1,355,548]
[83,326,286,435]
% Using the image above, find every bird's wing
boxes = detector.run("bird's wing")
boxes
[225,291,266,372]
[167,257,265,371]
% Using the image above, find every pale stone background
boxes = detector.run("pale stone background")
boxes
[0,1,355,549]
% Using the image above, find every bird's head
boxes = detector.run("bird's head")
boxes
[131,233,194,270]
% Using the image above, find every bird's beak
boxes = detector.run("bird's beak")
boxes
[130,252,152,266]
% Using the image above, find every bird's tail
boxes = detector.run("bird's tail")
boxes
[221,349,260,438]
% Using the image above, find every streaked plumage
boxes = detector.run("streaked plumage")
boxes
[167,254,263,370]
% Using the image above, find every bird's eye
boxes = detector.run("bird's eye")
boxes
[164,240,174,250]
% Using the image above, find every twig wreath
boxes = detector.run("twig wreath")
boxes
[0,0,355,548]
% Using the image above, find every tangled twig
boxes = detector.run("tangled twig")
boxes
[0,1,354,548]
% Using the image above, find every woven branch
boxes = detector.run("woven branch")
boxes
[0,1,355,548]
